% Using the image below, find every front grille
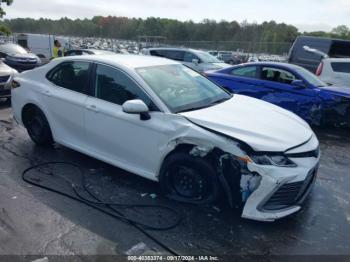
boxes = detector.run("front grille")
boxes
[263,169,317,211]
[0,75,10,83]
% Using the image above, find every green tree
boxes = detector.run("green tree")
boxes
[0,0,12,18]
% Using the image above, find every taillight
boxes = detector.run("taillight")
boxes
[11,80,21,89]
[316,62,323,76]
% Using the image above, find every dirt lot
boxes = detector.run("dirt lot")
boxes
[1,100,350,261]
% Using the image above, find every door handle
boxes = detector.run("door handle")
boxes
[86,104,99,113]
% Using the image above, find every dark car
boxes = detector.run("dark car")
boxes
[288,36,350,73]
[206,62,350,127]
[0,43,41,72]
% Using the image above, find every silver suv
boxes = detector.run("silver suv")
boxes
[142,48,230,72]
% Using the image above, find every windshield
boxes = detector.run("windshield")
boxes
[195,51,221,63]
[0,44,28,55]
[137,64,231,113]
[295,66,327,87]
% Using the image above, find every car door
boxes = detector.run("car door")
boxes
[215,65,275,96]
[44,60,92,148]
[84,63,170,179]
[257,66,320,122]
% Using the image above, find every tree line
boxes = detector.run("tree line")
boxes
[2,17,301,43]
[0,16,349,54]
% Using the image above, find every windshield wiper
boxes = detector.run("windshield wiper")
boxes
[177,97,231,113]
[177,105,212,113]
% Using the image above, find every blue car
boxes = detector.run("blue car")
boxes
[206,62,350,127]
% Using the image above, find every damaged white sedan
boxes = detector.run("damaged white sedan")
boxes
[11,55,320,222]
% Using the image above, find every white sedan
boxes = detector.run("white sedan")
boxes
[11,55,320,222]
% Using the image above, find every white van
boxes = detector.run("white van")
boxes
[15,33,70,63]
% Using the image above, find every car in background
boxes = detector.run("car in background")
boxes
[143,47,230,72]
[316,58,350,87]
[64,49,120,56]
[12,55,320,222]
[288,36,350,73]
[0,61,17,101]
[0,43,41,72]
[206,62,350,127]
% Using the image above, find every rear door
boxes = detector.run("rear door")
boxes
[44,60,92,148]
[212,65,275,97]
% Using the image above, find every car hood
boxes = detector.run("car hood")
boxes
[318,86,350,98]
[180,95,313,152]
[0,62,16,75]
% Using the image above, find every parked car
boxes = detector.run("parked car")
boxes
[11,55,320,222]
[0,61,17,101]
[206,62,350,127]
[65,49,120,56]
[0,43,42,72]
[288,36,350,73]
[143,47,230,72]
[316,58,350,87]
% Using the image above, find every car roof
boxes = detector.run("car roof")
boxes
[146,47,199,52]
[56,54,179,69]
[324,58,350,62]
[233,62,302,70]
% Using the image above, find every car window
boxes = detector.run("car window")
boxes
[136,64,231,113]
[47,61,90,93]
[150,50,166,57]
[94,64,155,109]
[231,66,257,78]
[184,52,199,63]
[261,67,296,84]
[165,50,185,61]
[66,50,83,56]
[331,62,350,73]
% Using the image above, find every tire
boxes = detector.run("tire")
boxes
[159,152,220,205]
[23,107,53,146]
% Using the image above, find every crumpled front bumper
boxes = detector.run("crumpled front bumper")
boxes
[241,153,320,222]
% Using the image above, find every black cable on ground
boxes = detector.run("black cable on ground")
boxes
[22,161,184,256]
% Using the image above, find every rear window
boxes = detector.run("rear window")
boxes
[331,62,350,73]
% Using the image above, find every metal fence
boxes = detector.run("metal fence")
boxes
[166,41,292,56]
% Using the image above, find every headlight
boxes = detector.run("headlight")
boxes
[250,154,297,167]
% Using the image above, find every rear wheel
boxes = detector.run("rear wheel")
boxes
[23,107,53,146]
[159,152,220,205]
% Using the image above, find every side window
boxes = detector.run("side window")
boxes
[231,66,257,78]
[165,50,185,61]
[184,52,199,63]
[47,61,90,93]
[331,62,350,73]
[261,67,297,84]
[150,50,166,57]
[94,64,156,110]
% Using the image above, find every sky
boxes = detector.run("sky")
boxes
[2,0,350,32]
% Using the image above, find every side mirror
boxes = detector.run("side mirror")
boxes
[291,80,306,89]
[122,99,151,121]
[192,58,199,65]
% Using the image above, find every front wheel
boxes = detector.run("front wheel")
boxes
[159,152,220,205]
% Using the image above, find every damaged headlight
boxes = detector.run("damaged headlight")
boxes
[250,154,297,167]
